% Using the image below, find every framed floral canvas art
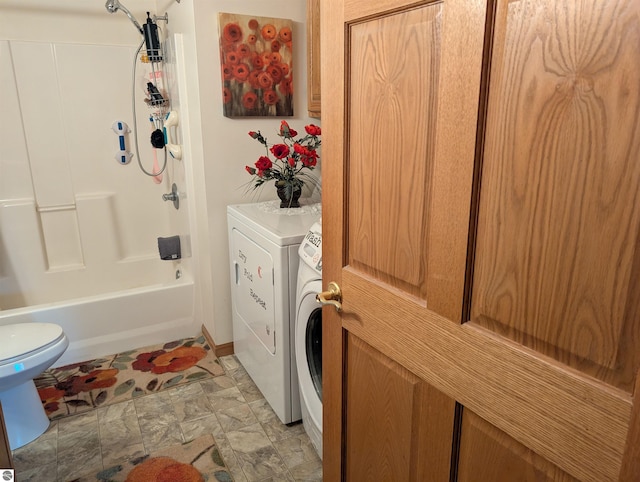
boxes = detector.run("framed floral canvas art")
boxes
[218,12,294,117]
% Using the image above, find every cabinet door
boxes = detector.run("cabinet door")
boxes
[322,0,640,480]
[306,0,321,118]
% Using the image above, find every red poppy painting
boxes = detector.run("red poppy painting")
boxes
[218,12,294,117]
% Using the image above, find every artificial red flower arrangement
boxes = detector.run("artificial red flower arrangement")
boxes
[245,120,321,206]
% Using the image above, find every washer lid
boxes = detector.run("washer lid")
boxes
[0,323,65,362]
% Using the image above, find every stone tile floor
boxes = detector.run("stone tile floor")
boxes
[11,355,323,481]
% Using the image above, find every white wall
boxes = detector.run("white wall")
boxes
[172,0,321,345]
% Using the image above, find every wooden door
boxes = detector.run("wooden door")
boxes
[0,403,13,470]
[321,0,640,481]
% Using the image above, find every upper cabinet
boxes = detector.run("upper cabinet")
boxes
[306,0,321,118]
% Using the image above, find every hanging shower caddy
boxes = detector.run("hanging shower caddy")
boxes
[130,11,175,179]
[141,12,169,120]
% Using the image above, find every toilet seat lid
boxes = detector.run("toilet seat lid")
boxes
[0,323,65,362]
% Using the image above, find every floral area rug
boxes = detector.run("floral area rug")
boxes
[35,334,225,420]
[92,435,231,482]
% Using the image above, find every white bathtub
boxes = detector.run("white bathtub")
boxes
[0,279,198,367]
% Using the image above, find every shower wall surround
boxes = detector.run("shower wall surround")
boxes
[0,1,200,364]
[0,39,175,309]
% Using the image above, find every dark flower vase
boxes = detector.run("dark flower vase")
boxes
[276,182,302,208]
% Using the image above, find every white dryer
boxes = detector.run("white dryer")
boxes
[295,219,323,457]
[227,202,321,425]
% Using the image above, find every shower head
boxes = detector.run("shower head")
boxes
[105,0,144,34]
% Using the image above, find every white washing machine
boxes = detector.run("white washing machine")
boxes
[227,201,321,425]
[295,219,323,457]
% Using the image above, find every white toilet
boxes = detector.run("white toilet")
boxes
[0,323,69,450]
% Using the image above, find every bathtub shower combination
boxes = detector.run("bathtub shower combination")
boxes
[0,0,193,449]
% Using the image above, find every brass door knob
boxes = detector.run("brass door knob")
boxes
[316,282,342,312]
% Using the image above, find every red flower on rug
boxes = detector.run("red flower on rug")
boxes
[39,386,66,414]
[56,368,119,397]
[132,346,208,375]
[125,456,204,482]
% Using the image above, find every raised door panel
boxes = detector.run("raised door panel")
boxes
[345,334,455,481]
[471,0,640,393]
[457,410,579,482]
[347,3,441,300]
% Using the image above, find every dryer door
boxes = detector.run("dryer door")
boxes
[230,228,275,354]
